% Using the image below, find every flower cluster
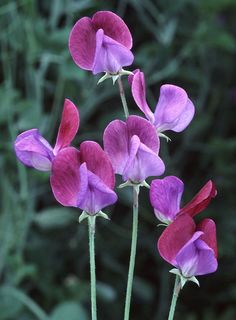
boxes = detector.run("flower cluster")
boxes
[14,9,218,318]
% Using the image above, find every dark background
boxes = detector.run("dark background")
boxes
[0,0,236,319]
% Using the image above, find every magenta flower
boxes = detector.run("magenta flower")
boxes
[150,176,217,224]
[158,214,218,279]
[103,115,165,183]
[128,70,195,133]
[50,142,117,215]
[14,99,79,171]
[69,11,134,75]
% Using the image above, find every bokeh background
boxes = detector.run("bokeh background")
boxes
[1,0,236,319]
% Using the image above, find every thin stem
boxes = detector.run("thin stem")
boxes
[168,275,181,320]
[124,185,140,320]
[117,76,129,118]
[88,216,97,320]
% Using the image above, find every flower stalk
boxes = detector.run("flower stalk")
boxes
[124,185,140,320]
[118,76,129,118]
[168,275,181,320]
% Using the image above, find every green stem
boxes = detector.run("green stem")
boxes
[88,216,97,320]
[117,76,129,118]
[124,185,140,320]
[168,275,181,320]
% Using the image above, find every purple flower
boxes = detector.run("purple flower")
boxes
[69,11,134,74]
[14,99,79,171]
[50,142,117,215]
[158,214,218,278]
[103,115,165,183]
[128,70,195,133]
[150,176,217,224]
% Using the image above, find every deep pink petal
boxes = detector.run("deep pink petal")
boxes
[129,70,155,123]
[157,214,196,264]
[80,141,115,189]
[78,170,117,214]
[126,115,160,153]
[103,119,129,175]
[54,99,80,154]
[92,11,132,49]
[50,147,88,207]
[92,30,134,74]
[197,218,218,258]
[179,180,217,217]
[69,17,96,70]
[150,176,184,223]
[14,129,54,171]
[154,84,188,132]
[170,99,195,132]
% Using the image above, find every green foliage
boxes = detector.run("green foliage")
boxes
[0,0,235,319]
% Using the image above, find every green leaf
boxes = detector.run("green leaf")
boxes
[50,301,88,320]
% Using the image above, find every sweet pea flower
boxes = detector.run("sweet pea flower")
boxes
[14,99,79,171]
[69,11,134,75]
[150,176,217,224]
[50,142,117,215]
[103,115,165,183]
[158,214,218,282]
[128,70,195,134]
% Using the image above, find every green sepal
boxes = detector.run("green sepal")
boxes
[97,68,133,85]
[78,211,90,223]
[158,132,171,142]
[169,268,200,288]
[96,211,110,220]
[118,179,150,189]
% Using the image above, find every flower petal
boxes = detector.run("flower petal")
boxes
[69,17,96,70]
[170,99,195,132]
[157,214,196,265]
[197,218,218,258]
[127,115,160,152]
[92,29,134,74]
[154,84,188,132]
[129,70,155,123]
[193,239,218,276]
[80,141,115,189]
[103,119,129,175]
[150,176,184,223]
[179,180,217,217]
[92,11,132,49]
[54,99,80,154]
[14,129,54,171]
[78,170,117,214]
[50,147,88,207]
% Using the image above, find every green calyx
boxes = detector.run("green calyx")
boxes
[78,210,110,223]
[169,268,200,289]
[97,69,134,85]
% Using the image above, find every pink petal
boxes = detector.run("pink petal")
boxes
[150,176,184,223]
[69,17,96,70]
[103,119,129,175]
[78,170,117,214]
[170,99,195,132]
[179,180,217,217]
[154,84,188,132]
[80,141,115,189]
[92,29,134,74]
[54,99,80,154]
[14,129,54,171]
[92,11,132,49]
[50,147,88,207]
[126,115,160,153]
[157,214,196,264]
[197,218,218,258]
[129,70,155,123]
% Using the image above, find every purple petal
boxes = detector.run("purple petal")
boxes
[54,99,80,154]
[129,70,155,123]
[92,29,134,74]
[103,119,129,174]
[170,99,195,132]
[14,129,54,171]
[69,17,96,70]
[92,11,132,49]
[150,176,184,223]
[80,141,115,189]
[126,115,160,153]
[123,136,165,182]
[158,214,196,265]
[193,239,218,276]
[197,218,218,258]
[154,85,189,132]
[78,170,117,214]
[50,147,88,207]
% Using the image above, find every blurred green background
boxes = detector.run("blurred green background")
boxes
[0,0,236,319]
